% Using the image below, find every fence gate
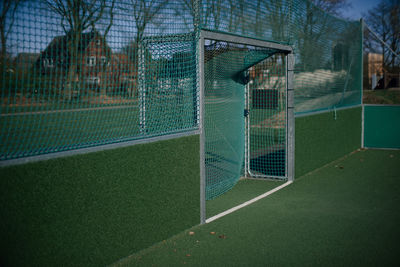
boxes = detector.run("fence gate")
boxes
[199,31,294,211]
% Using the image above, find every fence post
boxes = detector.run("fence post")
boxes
[287,53,295,181]
[138,42,146,135]
[199,33,206,224]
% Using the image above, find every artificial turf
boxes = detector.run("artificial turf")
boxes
[114,149,400,266]
[206,178,285,218]
[206,107,363,219]
[0,135,200,267]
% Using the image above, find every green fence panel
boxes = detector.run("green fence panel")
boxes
[364,105,400,149]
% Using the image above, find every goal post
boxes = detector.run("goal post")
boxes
[287,53,295,182]
[198,30,294,222]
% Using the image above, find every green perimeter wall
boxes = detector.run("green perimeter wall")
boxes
[0,107,363,266]
[0,135,200,267]
[295,107,362,178]
[364,105,400,149]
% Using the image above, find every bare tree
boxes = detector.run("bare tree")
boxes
[295,0,350,71]
[173,0,246,34]
[225,0,247,34]
[0,0,20,70]
[173,0,199,31]
[312,0,350,18]
[364,0,400,69]
[253,0,263,37]
[263,0,291,42]
[121,0,168,64]
[131,0,168,45]
[210,0,224,30]
[44,0,115,99]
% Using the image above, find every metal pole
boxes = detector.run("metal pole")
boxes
[138,42,146,134]
[199,34,206,224]
[361,19,365,148]
[244,83,249,177]
[286,53,295,181]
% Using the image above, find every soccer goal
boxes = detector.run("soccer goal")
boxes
[198,30,294,223]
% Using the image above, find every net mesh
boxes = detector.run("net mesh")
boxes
[199,0,362,114]
[362,21,400,102]
[1,0,362,198]
[204,40,279,199]
[0,1,199,160]
[139,33,198,135]
[247,54,287,178]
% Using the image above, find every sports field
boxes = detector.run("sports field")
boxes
[0,96,196,160]
[114,149,400,266]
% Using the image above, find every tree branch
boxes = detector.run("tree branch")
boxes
[104,0,115,38]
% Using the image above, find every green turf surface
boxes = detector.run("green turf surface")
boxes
[206,179,285,218]
[0,135,200,267]
[115,149,400,266]
[295,107,361,178]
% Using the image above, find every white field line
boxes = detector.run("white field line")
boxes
[205,180,293,223]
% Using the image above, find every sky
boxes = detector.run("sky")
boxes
[342,0,381,20]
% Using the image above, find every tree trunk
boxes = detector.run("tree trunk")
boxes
[65,36,80,101]
[65,59,78,101]
[0,24,7,70]
[100,70,107,97]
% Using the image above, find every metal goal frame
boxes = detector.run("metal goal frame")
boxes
[198,30,294,223]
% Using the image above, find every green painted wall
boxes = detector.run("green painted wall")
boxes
[295,107,362,178]
[364,105,400,149]
[0,135,200,267]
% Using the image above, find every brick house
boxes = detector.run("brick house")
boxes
[109,53,138,97]
[36,30,112,93]
[14,53,40,73]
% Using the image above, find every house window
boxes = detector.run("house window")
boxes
[100,56,107,66]
[86,76,100,85]
[86,56,96,66]
[43,58,54,68]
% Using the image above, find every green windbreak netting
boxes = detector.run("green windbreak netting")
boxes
[204,40,278,200]
[199,0,362,115]
[291,5,362,114]
[0,1,199,160]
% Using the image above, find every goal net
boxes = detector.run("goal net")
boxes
[203,38,286,200]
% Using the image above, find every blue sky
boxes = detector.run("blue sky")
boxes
[343,0,381,20]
